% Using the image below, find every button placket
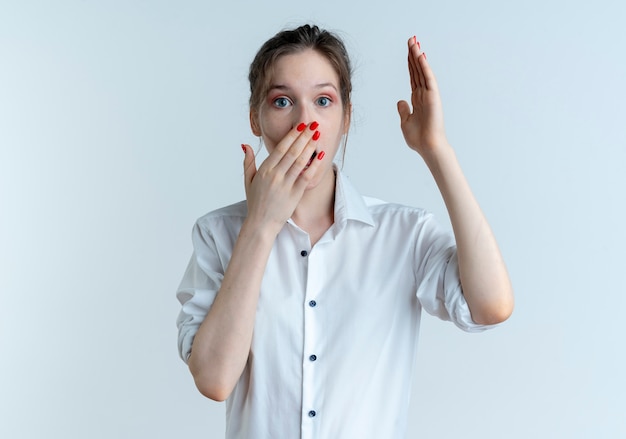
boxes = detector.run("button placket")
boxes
[302,245,320,435]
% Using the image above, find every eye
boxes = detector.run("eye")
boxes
[316,96,331,107]
[273,97,291,108]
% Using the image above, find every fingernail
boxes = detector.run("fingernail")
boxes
[423,52,427,60]
[417,40,421,50]
[312,131,321,141]
[317,151,325,160]
[241,144,247,153]
[297,122,307,132]
[309,121,319,130]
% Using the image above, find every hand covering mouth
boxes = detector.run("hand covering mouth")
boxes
[305,151,318,169]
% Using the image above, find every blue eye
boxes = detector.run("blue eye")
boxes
[317,97,331,107]
[273,97,290,108]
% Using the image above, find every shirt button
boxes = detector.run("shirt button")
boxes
[309,354,317,361]
[300,250,308,257]
[308,410,316,417]
[309,300,316,307]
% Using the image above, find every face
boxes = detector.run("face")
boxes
[251,49,350,189]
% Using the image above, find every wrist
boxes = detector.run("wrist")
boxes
[419,141,454,168]
[240,216,282,244]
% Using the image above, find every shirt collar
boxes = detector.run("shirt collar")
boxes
[334,166,375,228]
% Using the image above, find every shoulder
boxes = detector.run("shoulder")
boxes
[363,196,430,221]
[197,200,247,222]
[194,200,247,233]
[358,196,438,239]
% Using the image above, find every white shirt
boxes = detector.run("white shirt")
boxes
[176,170,495,439]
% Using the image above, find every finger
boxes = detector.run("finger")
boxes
[418,52,438,92]
[293,149,326,192]
[284,129,321,182]
[408,37,425,89]
[407,38,420,90]
[242,144,256,191]
[397,100,411,123]
[410,42,426,89]
[408,54,418,91]
[275,121,319,173]
[263,122,313,169]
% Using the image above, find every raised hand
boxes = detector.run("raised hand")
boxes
[397,37,449,157]
[242,121,325,234]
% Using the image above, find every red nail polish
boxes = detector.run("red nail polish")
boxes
[417,41,421,50]
[297,123,307,132]
[312,131,320,141]
[241,144,246,153]
[310,121,319,130]
[423,52,427,60]
[317,151,325,160]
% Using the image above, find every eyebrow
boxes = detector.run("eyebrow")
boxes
[268,83,339,93]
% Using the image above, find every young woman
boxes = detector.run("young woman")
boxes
[176,24,514,438]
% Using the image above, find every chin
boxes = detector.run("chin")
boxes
[301,173,321,190]
[305,165,334,191]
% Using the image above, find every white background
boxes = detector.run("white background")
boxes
[1,0,625,437]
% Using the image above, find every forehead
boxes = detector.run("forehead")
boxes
[269,49,339,87]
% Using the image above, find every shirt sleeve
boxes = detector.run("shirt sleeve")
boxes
[414,213,498,333]
[176,222,224,363]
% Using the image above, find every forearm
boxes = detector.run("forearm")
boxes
[188,219,278,401]
[422,143,514,325]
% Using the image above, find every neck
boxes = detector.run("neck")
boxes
[291,167,336,241]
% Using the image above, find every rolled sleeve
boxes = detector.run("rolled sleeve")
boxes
[176,223,224,363]
[414,216,497,333]
[441,249,498,332]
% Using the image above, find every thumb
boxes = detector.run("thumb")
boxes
[242,144,256,189]
[397,100,411,123]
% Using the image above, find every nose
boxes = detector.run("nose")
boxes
[293,104,313,129]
